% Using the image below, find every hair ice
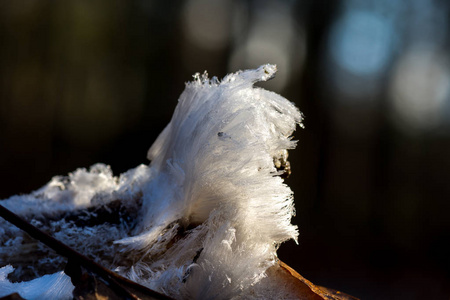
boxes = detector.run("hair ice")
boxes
[0,65,303,299]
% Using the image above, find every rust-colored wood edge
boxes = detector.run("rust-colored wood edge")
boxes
[277,260,359,300]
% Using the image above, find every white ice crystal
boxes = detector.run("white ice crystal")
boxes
[0,265,73,300]
[0,64,303,299]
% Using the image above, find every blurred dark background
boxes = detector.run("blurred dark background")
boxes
[1,1,449,299]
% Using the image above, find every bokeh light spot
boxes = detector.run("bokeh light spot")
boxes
[182,0,232,51]
[390,47,450,133]
[329,10,394,76]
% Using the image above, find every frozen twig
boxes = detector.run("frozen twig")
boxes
[0,204,172,300]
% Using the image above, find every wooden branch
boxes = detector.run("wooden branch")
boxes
[0,204,173,300]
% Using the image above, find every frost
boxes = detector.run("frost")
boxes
[0,265,73,300]
[0,64,303,299]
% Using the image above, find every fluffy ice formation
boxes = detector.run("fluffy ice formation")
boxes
[0,266,72,300]
[0,65,303,299]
